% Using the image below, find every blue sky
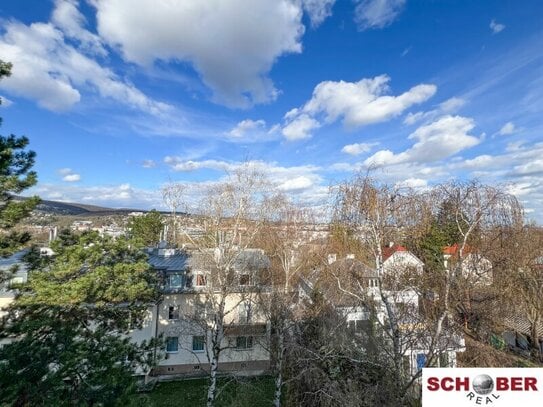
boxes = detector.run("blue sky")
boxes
[0,0,542,218]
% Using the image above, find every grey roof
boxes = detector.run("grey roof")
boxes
[146,248,270,273]
[0,249,29,270]
[147,250,189,272]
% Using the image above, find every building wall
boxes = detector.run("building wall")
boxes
[129,292,271,376]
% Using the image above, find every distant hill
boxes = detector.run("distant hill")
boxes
[16,196,153,216]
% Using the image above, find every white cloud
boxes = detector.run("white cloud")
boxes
[341,142,377,155]
[225,119,279,142]
[51,0,106,56]
[404,97,465,125]
[354,0,406,31]
[0,95,13,107]
[395,177,428,189]
[63,173,81,182]
[498,121,516,135]
[31,182,161,209]
[278,176,314,192]
[282,114,321,140]
[364,115,480,166]
[0,7,171,114]
[283,75,436,139]
[142,159,156,168]
[301,0,336,27]
[92,0,306,108]
[490,19,505,34]
[58,167,81,182]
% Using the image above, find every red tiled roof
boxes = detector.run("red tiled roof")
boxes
[443,244,472,255]
[382,244,407,261]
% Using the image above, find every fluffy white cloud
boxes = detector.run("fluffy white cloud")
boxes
[278,176,314,191]
[63,174,81,182]
[282,75,435,139]
[58,168,81,182]
[364,115,479,166]
[490,19,505,34]
[498,121,516,135]
[92,0,306,108]
[282,114,321,140]
[341,142,377,155]
[0,15,171,114]
[225,119,279,142]
[354,0,406,30]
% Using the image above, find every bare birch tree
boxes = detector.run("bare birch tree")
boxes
[175,163,278,407]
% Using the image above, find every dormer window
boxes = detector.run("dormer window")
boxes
[167,273,184,289]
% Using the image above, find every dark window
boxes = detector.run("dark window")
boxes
[166,337,178,353]
[168,305,179,320]
[236,336,253,349]
[192,336,205,352]
[239,274,250,286]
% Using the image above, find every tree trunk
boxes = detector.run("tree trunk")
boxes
[273,328,285,407]
[207,354,219,407]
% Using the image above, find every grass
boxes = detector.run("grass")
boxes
[136,376,275,407]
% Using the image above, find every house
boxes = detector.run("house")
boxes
[298,254,464,375]
[382,244,424,275]
[129,247,272,378]
[443,244,492,283]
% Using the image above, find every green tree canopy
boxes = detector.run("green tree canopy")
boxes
[127,210,163,247]
[0,232,161,406]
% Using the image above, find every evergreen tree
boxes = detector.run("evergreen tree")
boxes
[127,210,163,247]
[0,60,40,258]
[0,232,161,406]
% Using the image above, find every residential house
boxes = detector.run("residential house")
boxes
[443,244,493,283]
[298,254,464,375]
[130,246,271,378]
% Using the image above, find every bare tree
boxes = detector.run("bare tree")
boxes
[256,199,315,407]
[161,181,186,245]
[174,163,278,407]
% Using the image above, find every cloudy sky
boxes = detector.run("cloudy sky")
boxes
[1,0,542,219]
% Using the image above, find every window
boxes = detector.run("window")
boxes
[166,337,179,353]
[195,273,206,287]
[168,273,184,289]
[236,336,253,350]
[347,319,368,334]
[238,302,252,324]
[192,336,205,352]
[168,305,180,320]
[239,274,250,286]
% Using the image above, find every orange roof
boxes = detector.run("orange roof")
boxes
[443,244,471,255]
[382,244,407,261]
